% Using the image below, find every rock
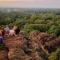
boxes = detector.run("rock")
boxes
[1,32,59,60]
[5,35,31,60]
[8,48,27,60]
[5,36,26,49]
[0,49,8,60]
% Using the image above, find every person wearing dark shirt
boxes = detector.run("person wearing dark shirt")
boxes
[15,27,20,35]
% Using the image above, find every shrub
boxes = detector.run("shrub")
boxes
[48,48,60,60]
[23,24,49,33]
[48,25,60,36]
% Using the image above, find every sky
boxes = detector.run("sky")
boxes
[0,0,60,8]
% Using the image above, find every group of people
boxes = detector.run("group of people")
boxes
[0,25,20,45]
[4,25,20,36]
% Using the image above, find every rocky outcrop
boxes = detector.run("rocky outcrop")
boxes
[0,49,8,60]
[5,35,30,60]
[0,32,60,60]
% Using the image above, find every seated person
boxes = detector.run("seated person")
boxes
[9,29,16,36]
[13,26,20,35]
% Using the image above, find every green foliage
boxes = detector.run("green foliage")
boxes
[48,25,60,36]
[48,48,60,60]
[0,11,60,36]
[22,24,49,33]
[0,44,5,49]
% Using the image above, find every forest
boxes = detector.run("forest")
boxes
[0,8,60,60]
[0,8,60,36]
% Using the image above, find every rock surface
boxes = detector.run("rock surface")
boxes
[0,32,60,60]
[0,49,8,60]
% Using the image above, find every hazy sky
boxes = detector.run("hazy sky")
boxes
[0,0,60,8]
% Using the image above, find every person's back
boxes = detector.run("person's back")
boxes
[9,29,16,36]
[15,27,20,35]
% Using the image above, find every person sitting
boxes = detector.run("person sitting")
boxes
[1,27,5,37]
[9,28,16,36]
[13,26,20,35]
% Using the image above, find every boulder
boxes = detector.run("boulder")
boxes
[0,49,8,60]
